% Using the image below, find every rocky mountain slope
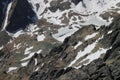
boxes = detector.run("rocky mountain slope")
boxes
[0,0,120,80]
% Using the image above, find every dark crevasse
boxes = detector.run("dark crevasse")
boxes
[0,0,12,29]
[5,0,38,33]
[71,0,83,5]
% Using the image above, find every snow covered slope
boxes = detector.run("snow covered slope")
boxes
[27,0,120,42]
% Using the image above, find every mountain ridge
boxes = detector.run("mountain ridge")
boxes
[0,0,120,80]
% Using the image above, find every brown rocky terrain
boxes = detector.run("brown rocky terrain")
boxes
[0,0,120,80]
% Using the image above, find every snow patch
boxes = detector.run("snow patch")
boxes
[11,30,24,38]
[74,41,82,49]
[107,30,113,34]
[24,46,33,55]
[52,26,79,42]
[27,24,39,33]
[85,32,98,40]
[34,58,37,65]
[21,61,29,66]
[28,0,52,18]
[80,15,110,26]
[84,48,108,64]
[0,46,3,50]
[15,43,21,49]
[37,34,45,41]
[35,67,39,71]
[21,52,35,61]
[22,47,41,61]
[7,67,17,73]
[36,49,42,54]
[68,42,96,67]
[76,48,108,69]
[74,0,120,14]
[68,35,107,69]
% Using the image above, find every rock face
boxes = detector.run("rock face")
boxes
[0,15,120,80]
[5,0,38,33]
[71,0,83,5]
[0,31,11,46]
[49,0,71,12]
[0,0,120,80]
[28,15,120,80]
[0,0,12,29]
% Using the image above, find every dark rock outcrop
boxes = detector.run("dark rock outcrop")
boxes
[0,0,12,29]
[49,0,71,12]
[0,0,120,79]
[71,0,83,5]
[5,0,38,33]
[28,15,120,80]
[1,15,120,80]
[0,31,11,46]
